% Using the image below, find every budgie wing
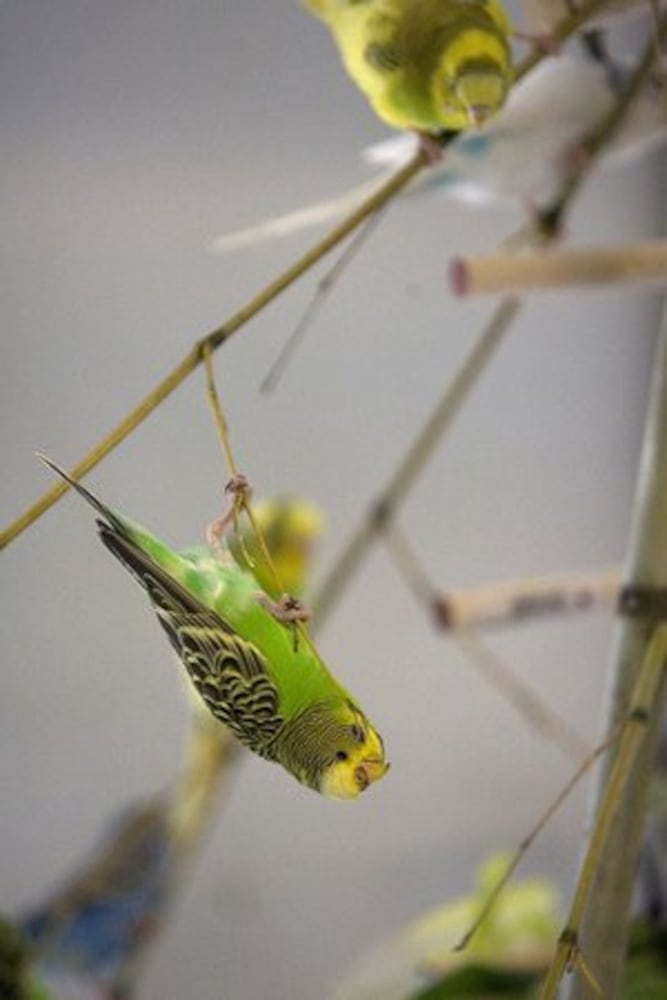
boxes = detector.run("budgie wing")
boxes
[98,525,284,757]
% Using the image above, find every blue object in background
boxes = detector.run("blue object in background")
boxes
[19,801,172,998]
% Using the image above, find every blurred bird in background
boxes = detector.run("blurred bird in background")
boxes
[211,49,667,255]
[329,848,667,1000]
[18,716,239,1000]
[301,1,514,134]
[18,799,173,1000]
[331,708,667,1000]
[329,853,559,1000]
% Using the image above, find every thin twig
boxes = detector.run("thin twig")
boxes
[513,0,629,82]
[311,296,523,627]
[203,343,238,477]
[454,723,624,952]
[384,522,591,762]
[454,633,591,761]
[0,0,615,552]
[260,207,388,393]
[537,11,667,237]
[202,349,331,667]
[202,344,258,565]
[540,624,667,1000]
[202,346,285,594]
[0,156,424,551]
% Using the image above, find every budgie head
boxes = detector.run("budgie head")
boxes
[279,699,389,800]
[436,53,511,129]
[429,0,513,133]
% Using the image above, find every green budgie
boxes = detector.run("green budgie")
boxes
[40,457,389,800]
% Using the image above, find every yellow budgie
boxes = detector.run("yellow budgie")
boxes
[303,0,513,133]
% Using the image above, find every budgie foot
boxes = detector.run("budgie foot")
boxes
[255,592,312,626]
[206,473,252,556]
[415,131,446,164]
[512,30,559,56]
[225,472,252,504]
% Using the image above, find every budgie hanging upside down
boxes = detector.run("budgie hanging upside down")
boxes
[302,0,514,133]
[40,457,389,800]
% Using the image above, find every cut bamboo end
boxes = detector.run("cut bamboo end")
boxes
[450,241,667,297]
[435,567,621,631]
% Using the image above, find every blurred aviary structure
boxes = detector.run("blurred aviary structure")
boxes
[2,3,667,1000]
[560,308,667,1000]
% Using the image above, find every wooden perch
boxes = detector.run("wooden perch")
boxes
[383,523,591,761]
[434,567,620,631]
[450,241,667,297]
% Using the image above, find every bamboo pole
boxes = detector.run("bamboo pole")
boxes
[562,300,667,1000]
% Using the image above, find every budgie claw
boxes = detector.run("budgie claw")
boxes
[225,473,252,502]
[255,593,312,652]
[255,592,312,626]
[416,131,447,164]
[206,473,253,556]
[512,29,559,56]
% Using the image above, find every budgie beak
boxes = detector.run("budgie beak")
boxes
[321,755,389,799]
[455,69,507,128]
[356,758,390,791]
[467,105,492,126]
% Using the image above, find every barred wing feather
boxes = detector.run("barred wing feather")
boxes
[98,523,284,756]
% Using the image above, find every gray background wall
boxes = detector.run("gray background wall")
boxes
[2,2,666,999]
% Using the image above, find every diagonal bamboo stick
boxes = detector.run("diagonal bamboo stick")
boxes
[311,297,521,626]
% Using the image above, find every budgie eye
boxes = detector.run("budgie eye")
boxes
[335,750,349,762]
